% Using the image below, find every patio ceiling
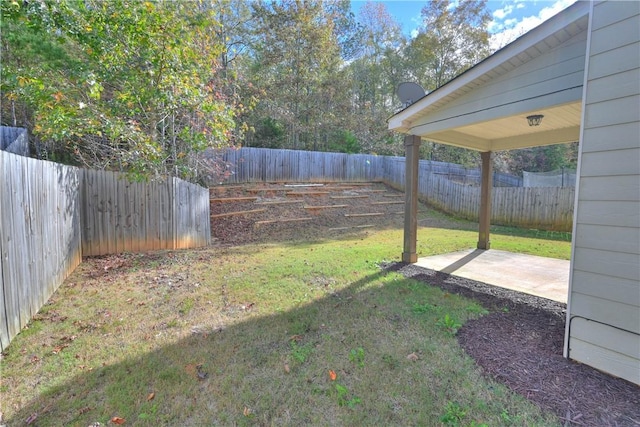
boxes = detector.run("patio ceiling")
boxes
[413,102,582,152]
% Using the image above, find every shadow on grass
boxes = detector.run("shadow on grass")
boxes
[10,267,488,426]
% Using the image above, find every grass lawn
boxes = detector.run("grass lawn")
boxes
[0,209,570,426]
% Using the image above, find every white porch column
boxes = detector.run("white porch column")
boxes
[478,151,493,250]
[403,135,421,263]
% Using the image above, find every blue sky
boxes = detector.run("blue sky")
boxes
[350,0,578,49]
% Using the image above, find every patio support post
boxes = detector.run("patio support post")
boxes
[403,134,421,263]
[478,151,493,250]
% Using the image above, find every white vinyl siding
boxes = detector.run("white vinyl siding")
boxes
[409,30,588,134]
[571,318,639,383]
[568,0,640,385]
[581,122,640,151]
[571,270,640,306]
[571,149,638,177]
[575,223,640,254]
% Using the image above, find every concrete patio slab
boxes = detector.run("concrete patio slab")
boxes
[414,249,570,303]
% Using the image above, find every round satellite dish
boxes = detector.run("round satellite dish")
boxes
[396,82,426,108]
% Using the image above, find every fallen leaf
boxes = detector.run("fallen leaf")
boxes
[146,392,155,401]
[289,334,303,342]
[284,363,290,373]
[329,369,337,381]
[406,352,419,361]
[243,406,252,417]
[52,344,69,354]
[185,363,198,377]
[111,416,126,424]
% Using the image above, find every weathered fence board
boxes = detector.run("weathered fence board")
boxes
[80,171,210,256]
[173,177,211,249]
[0,151,82,351]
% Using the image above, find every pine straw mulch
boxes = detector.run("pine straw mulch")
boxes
[390,263,640,427]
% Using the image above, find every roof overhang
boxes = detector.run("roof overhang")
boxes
[389,1,590,151]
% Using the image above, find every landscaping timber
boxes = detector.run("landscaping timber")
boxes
[330,195,369,199]
[210,208,266,219]
[210,196,258,203]
[210,185,247,191]
[245,188,286,193]
[344,213,384,217]
[303,205,348,210]
[255,200,304,205]
[318,186,357,191]
[254,217,313,226]
[371,201,404,205]
[286,191,330,196]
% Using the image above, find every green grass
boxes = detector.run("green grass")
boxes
[0,209,567,426]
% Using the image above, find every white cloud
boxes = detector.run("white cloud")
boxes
[489,0,577,51]
[493,4,514,20]
[504,18,518,28]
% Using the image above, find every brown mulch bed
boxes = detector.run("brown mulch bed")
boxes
[390,263,640,427]
[212,182,640,426]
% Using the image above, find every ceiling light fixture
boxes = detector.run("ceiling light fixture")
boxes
[526,114,544,126]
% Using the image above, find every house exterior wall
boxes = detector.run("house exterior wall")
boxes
[408,26,588,135]
[567,0,640,385]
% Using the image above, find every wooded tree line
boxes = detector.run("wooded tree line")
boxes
[1,0,577,182]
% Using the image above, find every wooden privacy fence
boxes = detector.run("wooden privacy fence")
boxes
[1,145,210,350]
[217,147,574,231]
[81,170,210,256]
[0,151,82,351]
[219,147,522,186]
[417,175,575,231]
[220,147,386,183]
